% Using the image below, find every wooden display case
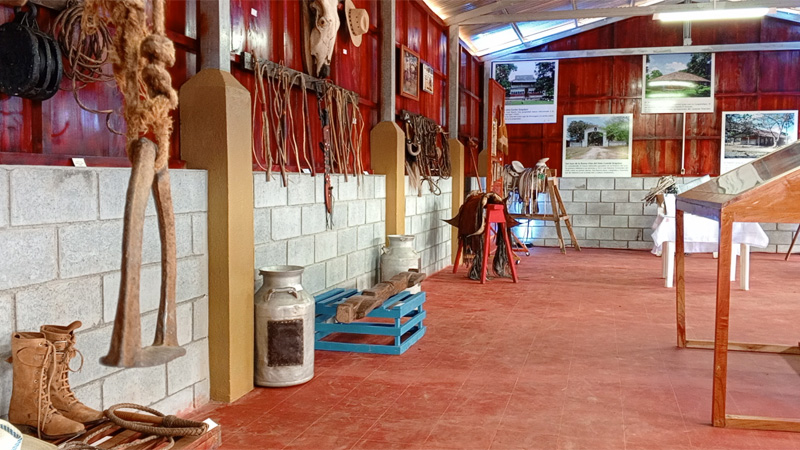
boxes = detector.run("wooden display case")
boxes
[675,141,800,432]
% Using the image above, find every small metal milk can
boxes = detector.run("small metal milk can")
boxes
[254,265,315,387]
[380,235,421,282]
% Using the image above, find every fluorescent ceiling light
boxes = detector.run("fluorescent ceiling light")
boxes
[654,7,770,21]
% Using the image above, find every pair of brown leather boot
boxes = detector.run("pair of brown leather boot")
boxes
[7,322,104,440]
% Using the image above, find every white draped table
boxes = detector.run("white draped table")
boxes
[650,194,769,289]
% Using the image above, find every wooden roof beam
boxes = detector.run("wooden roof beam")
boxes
[445,0,529,25]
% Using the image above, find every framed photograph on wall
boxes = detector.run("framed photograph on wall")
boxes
[642,53,715,114]
[721,110,798,174]
[562,114,634,178]
[400,46,420,100]
[421,62,434,94]
[491,59,558,124]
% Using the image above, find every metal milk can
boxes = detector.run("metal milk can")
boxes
[380,235,421,281]
[254,265,315,387]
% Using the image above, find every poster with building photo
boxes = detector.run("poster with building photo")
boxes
[492,60,558,124]
[643,53,714,114]
[721,110,798,173]
[562,114,633,178]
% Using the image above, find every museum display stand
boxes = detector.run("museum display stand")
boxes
[675,141,800,432]
[510,169,581,254]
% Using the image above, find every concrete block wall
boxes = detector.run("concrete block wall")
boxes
[512,176,799,254]
[253,173,387,295]
[404,177,452,275]
[0,166,210,420]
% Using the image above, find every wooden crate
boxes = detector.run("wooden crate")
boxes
[314,288,426,355]
[49,419,221,450]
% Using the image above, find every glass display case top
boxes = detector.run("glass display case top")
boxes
[686,141,800,198]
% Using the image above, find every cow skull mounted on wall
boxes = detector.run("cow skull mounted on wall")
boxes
[306,0,340,78]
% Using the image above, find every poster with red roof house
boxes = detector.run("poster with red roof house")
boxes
[642,53,715,114]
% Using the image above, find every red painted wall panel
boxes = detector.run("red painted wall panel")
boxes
[231,0,379,173]
[395,0,447,127]
[506,15,800,176]
[0,1,196,166]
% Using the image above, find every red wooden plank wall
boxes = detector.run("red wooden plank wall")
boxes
[459,47,482,176]
[395,0,447,127]
[230,0,379,174]
[0,0,197,167]
[505,16,800,177]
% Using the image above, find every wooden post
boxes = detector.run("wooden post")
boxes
[712,212,734,427]
[371,122,406,238]
[676,209,686,348]
[180,69,255,403]
[379,0,396,122]
[449,138,465,264]
[198,0,230,72]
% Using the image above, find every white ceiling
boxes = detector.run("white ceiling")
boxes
[422,0,800,59]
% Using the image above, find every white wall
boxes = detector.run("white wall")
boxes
[0,166,210,419]
[404,176,452,275]
[253,173,387,294]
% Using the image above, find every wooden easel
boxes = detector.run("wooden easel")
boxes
[510,170,581,254]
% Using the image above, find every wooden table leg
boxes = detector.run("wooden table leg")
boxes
[500,225,518,283]
[786,225,800,261]
[740,244,750,291]
[712,213,734,428]
[676,210,686,348]
[481,224,492,284]
[665,241,675,288]
[548,181,566,254]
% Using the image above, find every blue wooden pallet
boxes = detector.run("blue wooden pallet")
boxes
[314,288,426,355]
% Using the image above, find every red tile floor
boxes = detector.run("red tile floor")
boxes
[191,248,800,450]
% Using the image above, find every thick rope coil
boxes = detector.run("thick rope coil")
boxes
[105,403,208,437]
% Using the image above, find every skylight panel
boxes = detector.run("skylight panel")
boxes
[471,25,522,55]
[519,20,576,43]
[516,20,575,39]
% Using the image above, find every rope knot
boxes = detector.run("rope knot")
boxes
[140,34,175,66]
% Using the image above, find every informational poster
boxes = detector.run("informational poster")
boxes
[562,114,634,178]
[492,60,558,124]
[721,110,798,173]
[643,53,715,114]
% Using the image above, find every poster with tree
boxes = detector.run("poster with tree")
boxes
[562,114,633,177]
[491,60,558,124]
[643,53,714,113]
[721,110,798,173]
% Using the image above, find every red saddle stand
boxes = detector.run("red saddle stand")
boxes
[453,204,519,284]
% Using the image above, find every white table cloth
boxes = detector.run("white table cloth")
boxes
[650,194,769,289]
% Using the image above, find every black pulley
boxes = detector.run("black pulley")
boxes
[0,4,62,101]
[0,12,41,96]
[31,35,62,101]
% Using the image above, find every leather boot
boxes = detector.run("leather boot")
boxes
[40,322,104,426]
[7,332,84,440]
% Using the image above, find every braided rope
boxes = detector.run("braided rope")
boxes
[83,0,177,170]
[105,404,208,437]
[58,423,174,450]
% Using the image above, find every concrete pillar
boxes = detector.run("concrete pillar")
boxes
[449,139,465,264]
[198,0,231,71]
[447,26,460,135]
[447,27,463,264]
[371,122,406,238]
[379,0,396,122]
[179,69,254,403]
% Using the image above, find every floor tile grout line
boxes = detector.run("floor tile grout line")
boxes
[280,362,383,450]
